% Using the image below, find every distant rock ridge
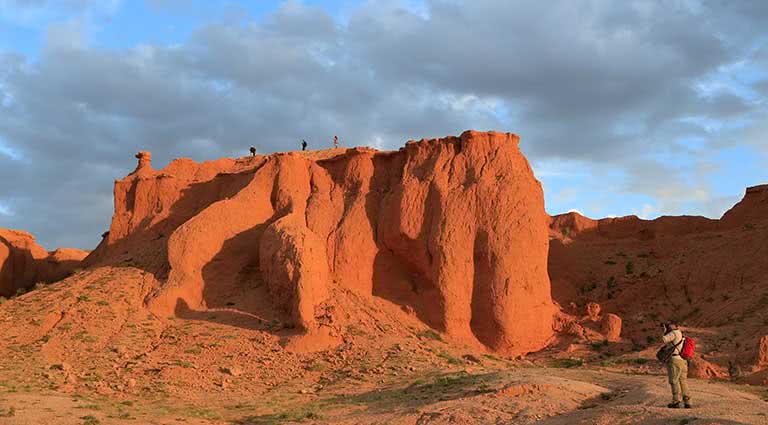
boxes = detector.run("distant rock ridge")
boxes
[548,183,767,241]
[87,131,555,355]
[0,228,88,297]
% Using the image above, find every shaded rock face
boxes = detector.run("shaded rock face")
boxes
[0,229,88,297]
[90,131,554,354]
[548,182,768,376]
[259,216,330,331]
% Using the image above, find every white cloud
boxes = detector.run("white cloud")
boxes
[0,200,12,216]
[0,0,767,248]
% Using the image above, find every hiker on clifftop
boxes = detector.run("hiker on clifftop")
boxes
[249,146,256,157]
[333,135,339,149]
[302,140,308,151]
[662,321,691,408]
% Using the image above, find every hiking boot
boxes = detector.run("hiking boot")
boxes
[684,402,692,409]
[667,401,681,408]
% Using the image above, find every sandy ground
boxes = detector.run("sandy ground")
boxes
[1,366,766,425]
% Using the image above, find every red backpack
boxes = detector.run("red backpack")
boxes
[681,337,696,360]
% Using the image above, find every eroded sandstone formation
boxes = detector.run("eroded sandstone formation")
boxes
[87,131,555,354]
[548,183,768,377]
[0,229,88,297]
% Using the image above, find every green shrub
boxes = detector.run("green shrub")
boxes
[550,358,583,368]
[418,329,443,342]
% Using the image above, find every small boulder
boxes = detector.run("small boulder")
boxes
[601,313,622,342]
[462,354,482,364]
[689,357,727,379]
[585,302,601,321]
[220,366,242,377]
[49,362,72,372]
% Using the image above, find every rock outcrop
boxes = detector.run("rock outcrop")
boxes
[88,131,555,355]
[584,302,601,322]
[0,229,88,297]
[689,357,728,379]
[601,313,622,342]
[756,335,768,369]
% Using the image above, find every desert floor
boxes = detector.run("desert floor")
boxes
[1,364,766,425]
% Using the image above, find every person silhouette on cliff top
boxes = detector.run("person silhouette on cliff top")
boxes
[249,146,256,157]
[302,140,308,151]
[333,135,339,149]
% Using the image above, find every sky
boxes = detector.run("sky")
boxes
[0,0,766,250]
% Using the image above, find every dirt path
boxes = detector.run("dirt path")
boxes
[537,369,767,425]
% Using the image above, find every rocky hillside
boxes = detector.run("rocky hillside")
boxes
[548,184,768,384]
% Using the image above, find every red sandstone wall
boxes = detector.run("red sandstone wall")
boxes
[92,131,555,355]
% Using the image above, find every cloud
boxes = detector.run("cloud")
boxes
[0,0,766,248]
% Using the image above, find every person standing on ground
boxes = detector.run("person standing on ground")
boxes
[249,146,256,157]
[302,140,307,151]
[662,321,691,409]
[333,135,339,149]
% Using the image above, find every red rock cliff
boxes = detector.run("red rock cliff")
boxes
[89,131,555,355]
[0,229,88,297]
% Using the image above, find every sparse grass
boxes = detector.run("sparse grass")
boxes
[604,260,617,265]
[346,324,367,337]
[233,409,321,424]
[437,351,463,365]
[75,404,102,410]
[418,329,443,342]
[617,357,650,366]
[305,360,328,372]
[0,406,15,417]
[581,282,598,294]
[550,358,583,368]
[185,407,222,420]
[237,371,497,424]
[80,415,101,425]
[96,300,109,306]
[173,360,195,369]
[185,347,203,355]
[77,295,91,303]
[625,261,634,275]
